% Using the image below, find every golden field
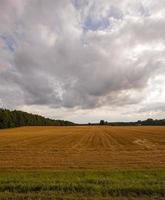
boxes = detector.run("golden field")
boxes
[0,126,165,169]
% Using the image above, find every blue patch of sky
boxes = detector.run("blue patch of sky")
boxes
[82,5,123,32]
[0,34,17,52]
[0,21,25,53]
[83,16,110,31]
[71,0,111,31]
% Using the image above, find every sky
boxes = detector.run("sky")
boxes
[0,0,165,123]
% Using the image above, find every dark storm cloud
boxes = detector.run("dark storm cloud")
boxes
[0,0,165,112]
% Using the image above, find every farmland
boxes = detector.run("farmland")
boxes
[0,126,165,169]
[0,126,165,199]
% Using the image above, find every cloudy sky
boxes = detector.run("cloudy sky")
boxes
[0,0,165,123]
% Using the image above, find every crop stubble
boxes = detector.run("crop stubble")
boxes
[0,126,164,169]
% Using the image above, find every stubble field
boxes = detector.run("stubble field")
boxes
[0,126,165,199]
[0,126,164,169]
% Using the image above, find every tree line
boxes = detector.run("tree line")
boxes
[99,118,165,126]
[0,108,74,129]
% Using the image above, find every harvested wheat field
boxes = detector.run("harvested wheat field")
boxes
[0,126,165,169]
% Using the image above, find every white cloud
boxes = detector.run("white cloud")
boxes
[0,0,165,122]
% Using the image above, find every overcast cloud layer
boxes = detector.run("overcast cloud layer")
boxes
[0,0,165,123]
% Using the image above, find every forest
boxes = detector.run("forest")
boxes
[0,108,74,129]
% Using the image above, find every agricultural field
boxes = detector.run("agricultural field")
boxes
[0,126,165,169]
[0,126,165,199]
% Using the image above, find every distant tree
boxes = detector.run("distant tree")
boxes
[100,120,105,125]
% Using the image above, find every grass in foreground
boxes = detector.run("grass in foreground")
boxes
[0,169,164,199]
